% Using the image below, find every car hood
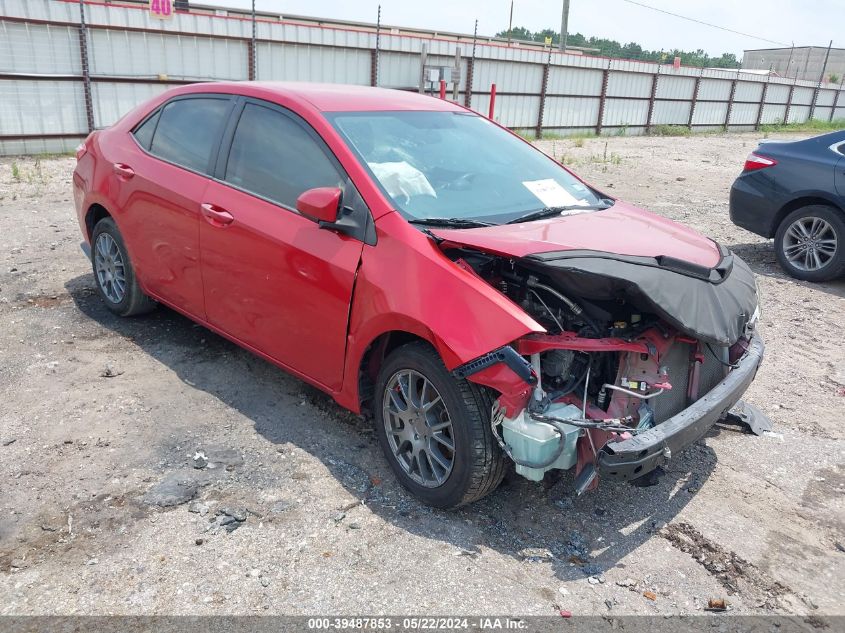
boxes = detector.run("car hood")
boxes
[429,201,757,346]
[430,201,722,268]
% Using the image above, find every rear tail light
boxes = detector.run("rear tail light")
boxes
[75,142,87,161]
[743,152,777,172]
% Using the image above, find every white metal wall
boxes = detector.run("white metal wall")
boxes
[692,101,729,126]
[546,67,603,95]
[0,80,87,135]
[88,29,248,80]
[257,43,371,84]
[545,97,600,129]
[698,79,732,101]
[0,21,80,74]
[92,81,173,128]
[472,60,542,93]
[1,0,844,155]
[656,75,695,100]
[652,101,691,125]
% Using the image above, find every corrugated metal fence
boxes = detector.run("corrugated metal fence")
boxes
[2,0,844,155]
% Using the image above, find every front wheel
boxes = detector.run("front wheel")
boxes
[774,205,845,282]
[373,342,506,509]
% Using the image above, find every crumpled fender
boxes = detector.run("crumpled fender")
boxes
[336,212,544,412]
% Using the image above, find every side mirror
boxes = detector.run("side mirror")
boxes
[296,187,342,224]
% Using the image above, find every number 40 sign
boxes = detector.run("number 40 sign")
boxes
[149,0,173,19]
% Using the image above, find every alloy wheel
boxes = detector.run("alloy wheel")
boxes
[94,233,127,303]
[382,369,455,488]
[782,216,837,272]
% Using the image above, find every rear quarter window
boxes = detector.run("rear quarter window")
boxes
[132,109,161,151]
[148,97,231,174]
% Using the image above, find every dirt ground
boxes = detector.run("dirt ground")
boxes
[0,132,843,618]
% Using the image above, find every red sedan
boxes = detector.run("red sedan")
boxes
[73,82,766,508]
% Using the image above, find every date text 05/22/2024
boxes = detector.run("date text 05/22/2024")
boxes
[306,617,529,630]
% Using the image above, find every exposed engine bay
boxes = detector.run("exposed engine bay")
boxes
[445,245,765,492]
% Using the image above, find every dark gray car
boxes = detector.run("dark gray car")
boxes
[729,130,845,281]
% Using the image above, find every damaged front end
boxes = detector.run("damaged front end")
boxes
[448,245,767,492]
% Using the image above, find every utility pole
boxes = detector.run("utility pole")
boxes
[507,1,513,44]
[559,0,570,51]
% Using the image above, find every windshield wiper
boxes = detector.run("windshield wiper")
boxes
[408,217,494,228]
[505,201,614,225]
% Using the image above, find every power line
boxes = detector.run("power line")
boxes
[619,0,790,47]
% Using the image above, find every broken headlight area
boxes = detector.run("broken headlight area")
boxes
[450,246,764,491]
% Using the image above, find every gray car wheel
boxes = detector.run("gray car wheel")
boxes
[373,342,507,509]
[774,205,845,282]
[91,217,157,317]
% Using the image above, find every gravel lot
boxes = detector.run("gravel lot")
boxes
[0,132,842,618]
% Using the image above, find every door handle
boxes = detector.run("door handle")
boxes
[113,163,134,179]
[200,203,235,227]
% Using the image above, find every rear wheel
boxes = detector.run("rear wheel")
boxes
[373,342,506,509]
[774,205,845,282]
[91,217,157,316]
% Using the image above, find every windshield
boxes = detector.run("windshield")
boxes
[328,111,606,224]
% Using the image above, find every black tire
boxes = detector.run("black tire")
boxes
[774,205,845,282]
[373,342,507,509]
[91,217,157,317]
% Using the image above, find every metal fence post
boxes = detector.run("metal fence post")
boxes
[809,88,820,122]
[596,61,610,135]
[536,48,551,138]
[754,76,770,131]
[784,79,796,125]
[831,76,845,122]
[724,78,737,130]
[645,65,659,134]
[371,5,381,87]
[687,69,702,130]
[809,40,832,121]
[465,58,475,108]
[465,19,477,108]
[78,0,95,133]
[249,0,256,80]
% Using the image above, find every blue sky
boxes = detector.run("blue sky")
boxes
[197,0,840,57]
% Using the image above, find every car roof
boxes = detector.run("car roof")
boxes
[183,81,468,113]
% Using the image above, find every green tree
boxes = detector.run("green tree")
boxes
[494,26,741,68]
[500,26,534,41]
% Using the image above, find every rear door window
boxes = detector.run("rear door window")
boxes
[223,102,343,209]
[148,97,231,174]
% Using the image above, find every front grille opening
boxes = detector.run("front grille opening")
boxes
[652,341,728,423]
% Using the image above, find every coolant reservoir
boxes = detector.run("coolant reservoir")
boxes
[502,403,583,482]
